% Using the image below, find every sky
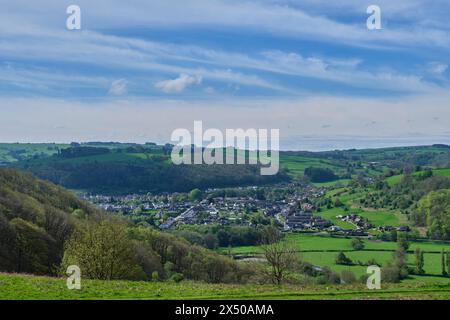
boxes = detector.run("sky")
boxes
[0,0,449,150]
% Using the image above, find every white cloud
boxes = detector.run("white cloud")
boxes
[155,74,202,93]
[428,62,448,75]
[108,79,128,96]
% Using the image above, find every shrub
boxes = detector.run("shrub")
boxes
[382,266,400,283]
[351,238,365,250]
[341,270,357,284]
[170,273,184,283]
[335,252,353,265]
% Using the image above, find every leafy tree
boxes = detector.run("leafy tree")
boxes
[393,244,409,279]
[416,190,450,240]
[397,232,410,251]
[0,215,18,272]
[62,219,143,280]
[415,248,425,275]
[381,265,400,283]
[10,218,59,275]
[335,252,353,265]
[188,188,203,201]
[351,238,365,250]
[442,249,448,276]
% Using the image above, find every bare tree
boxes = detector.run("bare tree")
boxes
[260,228,299,285]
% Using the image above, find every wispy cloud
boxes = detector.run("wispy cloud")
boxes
[155,74,202,93]
[109,79,128,96]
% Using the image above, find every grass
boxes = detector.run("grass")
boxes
[386,168,450,186]
[219,234,450,278]
[0,143,68,164]
[279,155,343,179]
[1,273,450,300]
[312,179,351,187]
[317,206,402,228]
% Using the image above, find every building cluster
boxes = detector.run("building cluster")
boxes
[337,214,374,230]
[84,186,366,234]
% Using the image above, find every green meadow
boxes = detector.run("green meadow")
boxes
[1,273,450,300]
[219,233,450,278]
[386,168,450,186]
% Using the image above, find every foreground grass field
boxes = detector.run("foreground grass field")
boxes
[1,273,450,300]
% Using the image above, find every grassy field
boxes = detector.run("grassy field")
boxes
[0,143,68,164]
[1,273,450,300]
[218,234,450,278]
[386,168,450,186]
[317,187,405,228]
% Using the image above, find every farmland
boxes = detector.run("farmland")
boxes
[218,233,450,278]
[386,168,450,186]
[0,143,68,164]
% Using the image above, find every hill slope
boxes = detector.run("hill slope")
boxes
[16,147,289,194]
[0,168,100,275]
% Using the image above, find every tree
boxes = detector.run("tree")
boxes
[260,230,299,285]
[351,238,365,250]
[62,219,143,280]
[442,249,447,276]
[335,252,353,265]
[203,233,218,249]
[397,232,409,251]
[416,190,450,240]
[393,244,409,279]
[447,251,450,277]
[10,218,59,275]
[304,167,337,183]
[0,215,18,272]
[390,230,398,242]
[189,188,202,201]
[381,265,401,283]
[415,248,425,275]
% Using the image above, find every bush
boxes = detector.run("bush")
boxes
[316,267,340,284]
[367,258,381,267]
[382,266,400,283]
[340,270,357,284]
[335,252,353,265]
[170,273,184,283]
[351,238,365,250]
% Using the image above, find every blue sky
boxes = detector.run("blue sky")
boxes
[1,0,450,149]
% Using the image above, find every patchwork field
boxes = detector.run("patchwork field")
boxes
[219,234,450,278]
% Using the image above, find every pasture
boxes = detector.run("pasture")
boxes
[1,273,450,300]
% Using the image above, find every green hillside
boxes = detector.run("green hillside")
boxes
[15,147,288,194]
[0,168,101,275]
[387,168,450,186]
[0,143,68,164]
